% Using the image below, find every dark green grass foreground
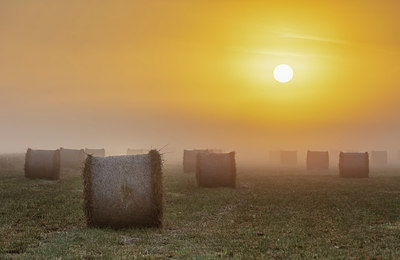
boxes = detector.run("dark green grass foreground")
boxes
[1,167,400,258]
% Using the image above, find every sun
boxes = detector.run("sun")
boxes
[273,64,294,83]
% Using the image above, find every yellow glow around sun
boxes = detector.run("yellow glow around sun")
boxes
[274,64,293,83]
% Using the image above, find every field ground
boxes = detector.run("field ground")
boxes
[1,166,400,258]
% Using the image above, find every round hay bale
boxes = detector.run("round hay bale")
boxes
[84,148,105,157]
[306,151,329,170]
[60,148,86,170]
[339,152,369,178]
[196,152,236,188]
[24,148,61,180]
[83,150,163,228]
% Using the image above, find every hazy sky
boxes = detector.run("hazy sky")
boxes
[1,0,400,161]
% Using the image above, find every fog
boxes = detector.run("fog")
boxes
[1,0,400,167]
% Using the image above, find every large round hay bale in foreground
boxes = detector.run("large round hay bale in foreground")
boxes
[280,151,297,165]
[307,151,329,170]
[339,152,369,178]
[370,151,388,166]
[60,148,86,169]
[127,148,148,155]
[84,148,105,157]
[83,150,163,228]
[183,149,208,173]
[196,152,236,188]
[24,148,61,180]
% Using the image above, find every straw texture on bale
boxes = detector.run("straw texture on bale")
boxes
[60,148,86,169]
[83,150,163,228]
[306,151,329,170]
[183,149,208,173]
[280,151,297,165]
[127,149,148,155]
[370,151,388,166]
[84,148,105,157]
[196,152,236,188]
[339,152,369,178]
[24,149,61,180]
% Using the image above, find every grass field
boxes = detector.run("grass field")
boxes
[1,166,400,258]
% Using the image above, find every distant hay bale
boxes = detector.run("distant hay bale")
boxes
[24,148,61,180]
[196,152,236,188]
[183,149,208,173]
[127,149,149,155]
[84,148,105,157]
[306,151,329,170]
[60,148,86,169]
[0,153,25,170]
[339,152,369,178]
[280,151,297,165]
[370,151,388,166]
[83,150,163,228]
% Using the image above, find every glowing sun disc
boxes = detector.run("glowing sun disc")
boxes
[273,64,293,83]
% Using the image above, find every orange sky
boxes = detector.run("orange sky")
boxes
[1,1,400,161]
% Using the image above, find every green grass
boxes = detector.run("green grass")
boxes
[1,167,400,258]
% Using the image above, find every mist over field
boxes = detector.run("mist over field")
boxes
[1,0,400,165]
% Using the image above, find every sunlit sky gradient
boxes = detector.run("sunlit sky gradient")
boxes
[1,1,400,161]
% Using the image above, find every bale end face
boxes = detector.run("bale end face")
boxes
[83,150,163,228]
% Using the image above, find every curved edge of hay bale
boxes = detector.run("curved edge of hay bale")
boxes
[149,149,163,227]
[83,155,95,227]
[79,149,87,170]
